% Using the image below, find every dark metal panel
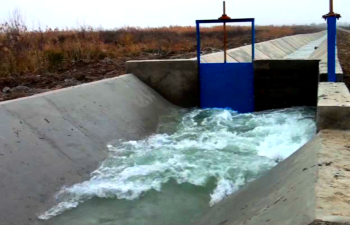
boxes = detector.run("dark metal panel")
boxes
[200,63,254,113]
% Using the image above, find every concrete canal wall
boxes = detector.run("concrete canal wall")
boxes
[195,129,350,225]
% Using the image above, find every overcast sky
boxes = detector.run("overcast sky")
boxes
[0,0,349,29]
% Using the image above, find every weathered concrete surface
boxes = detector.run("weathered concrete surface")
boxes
[315,130,350,224]
[308,39,343,80]
[269,39,296,54]
[227,48,253,62]
[317,82,350,131]
[195,129,350,225]
[200,52,237,63]
[256,41,289,58]
[254,60,320,111]
[126,59,199,107]
[281,36,305,49]
[0,74,176,225]
[286,35,327,59]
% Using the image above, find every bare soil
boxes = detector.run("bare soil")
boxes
[337,30,350,89]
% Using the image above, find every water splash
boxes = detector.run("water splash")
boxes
[39,107,316,220]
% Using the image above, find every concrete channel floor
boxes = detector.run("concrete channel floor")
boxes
[285,35,327,59]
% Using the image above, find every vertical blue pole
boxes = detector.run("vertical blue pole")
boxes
[327,16,337,82]
[252,19,255,61]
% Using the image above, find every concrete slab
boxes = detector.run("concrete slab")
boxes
[317,82,350,130]
[281,36,304,49]
[239,45,271,60]
[227,48,253,62]
[0,74,176,225]
[269,39,296,54]
[286,35,327,59]
[126,59,199,107]
[309,40,327,59]
[282,36,304,49]
[200,52,237,63]
[310,47,327,59]
[256,41,289,58]
[291,34,310,45]
[282,35,343,78]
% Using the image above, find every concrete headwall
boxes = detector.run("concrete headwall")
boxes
[254,60,320,111]
[0,74,176,225]
[127,59,322,111]
[126,59,198,108]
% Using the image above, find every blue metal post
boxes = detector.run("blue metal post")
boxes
[327,16,337,82]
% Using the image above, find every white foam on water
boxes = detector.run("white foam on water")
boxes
[39,107,316,220]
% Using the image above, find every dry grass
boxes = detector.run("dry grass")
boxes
[0,10,324,78]
[337,30,350,89]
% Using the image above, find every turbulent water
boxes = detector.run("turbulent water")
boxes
[39,107,316,224]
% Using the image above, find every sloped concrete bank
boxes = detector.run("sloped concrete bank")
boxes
[195,129,350,225]
[0,74,176,225]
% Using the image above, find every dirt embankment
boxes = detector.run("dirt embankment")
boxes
[338,29,350,89]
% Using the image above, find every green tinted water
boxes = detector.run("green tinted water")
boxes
[40,107,316,225]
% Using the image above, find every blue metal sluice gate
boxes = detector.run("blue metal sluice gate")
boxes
[196,18,255,113]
